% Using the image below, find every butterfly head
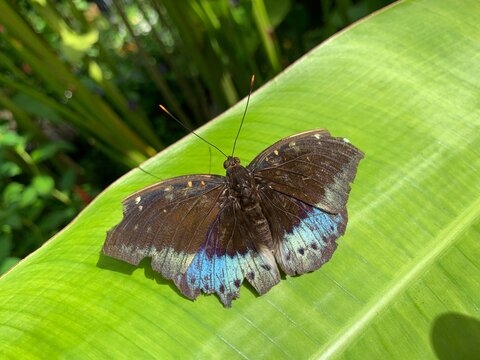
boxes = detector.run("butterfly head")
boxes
[223,156,241,169]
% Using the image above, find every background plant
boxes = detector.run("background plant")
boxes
[0,0,393,271]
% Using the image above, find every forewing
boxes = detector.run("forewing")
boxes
[259,188,347,276]
[102,175,227,280]
[248,129,364,213]
[175,200,280,307]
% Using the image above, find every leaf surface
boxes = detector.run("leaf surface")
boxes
[1,0,480,358]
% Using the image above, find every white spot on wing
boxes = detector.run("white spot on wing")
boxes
[274,149,279,156]
[314,133,321,139]
[164,185,173,192]
[138,205,143,211]
[135,196,141,204]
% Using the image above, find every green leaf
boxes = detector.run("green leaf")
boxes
[2,182,25,205]
[59,25,99,63]
[1,0,480,358]
[1,213,21,229]
[0,162,22,177]
[58,169,76,192]
[0,257,21,275]
[13,93,63,124]
[88,61,104,83]
[264,0,291,27]
[0,131,25,148]
[0,234,12,262]
[19,186,38,207]
[31,142,73,163]
[38,208,75,234]
[32,176,55,197]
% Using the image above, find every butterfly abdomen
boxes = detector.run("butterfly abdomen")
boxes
[226,164,275,251]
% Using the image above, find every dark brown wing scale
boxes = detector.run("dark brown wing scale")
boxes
[102,175,227,279]
[249,129,363,213]
[102,129,363,307]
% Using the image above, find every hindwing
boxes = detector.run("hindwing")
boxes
[175,198,280,307]
[259,188,347,275]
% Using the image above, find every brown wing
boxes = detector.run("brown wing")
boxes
[174,199,280,307]
[102,175,227,280]
[259,187,347,276]
[248,129,364,213]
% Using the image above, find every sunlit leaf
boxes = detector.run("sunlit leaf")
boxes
[60,25,99,63]
[1,0,479,358]
[88,61,104,83]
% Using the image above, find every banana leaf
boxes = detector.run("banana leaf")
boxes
[1,0,480,358]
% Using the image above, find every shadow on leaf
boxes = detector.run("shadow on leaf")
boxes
[431,312,480,360]
[96,253,183,299]
[96,252,262,307]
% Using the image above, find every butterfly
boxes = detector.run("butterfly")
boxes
[102,78,364,307]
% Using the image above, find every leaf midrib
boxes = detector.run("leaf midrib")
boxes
[316,194,480,359]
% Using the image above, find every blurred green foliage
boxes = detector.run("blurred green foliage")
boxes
[0,123,86,273]
[0,0,393,271]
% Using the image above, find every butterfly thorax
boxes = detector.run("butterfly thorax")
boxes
[225,161,257,202]
[224,159,275,251]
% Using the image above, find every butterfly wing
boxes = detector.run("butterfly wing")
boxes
[259,188,347,275]
[248,129,364,213]
[102,175,227,280]
[104,130,363,306]
[175,198,281,307]
[249,129,363,276]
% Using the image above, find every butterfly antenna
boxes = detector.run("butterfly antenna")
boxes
[159,105,229,158]
[231,74,255,157]
[208,147,212,174]
[138,166,161,180]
